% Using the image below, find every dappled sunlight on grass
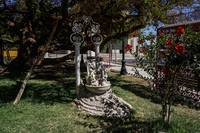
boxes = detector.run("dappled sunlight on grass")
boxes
[0,69,199,133]
[108,72,161,104]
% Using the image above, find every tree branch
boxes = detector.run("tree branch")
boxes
[100,24,146,50]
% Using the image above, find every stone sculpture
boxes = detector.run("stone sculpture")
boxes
[85,58,111,94]
[73,57,133,117]
[71,16,133,117]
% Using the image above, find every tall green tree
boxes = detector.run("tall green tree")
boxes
[0,0,199,72]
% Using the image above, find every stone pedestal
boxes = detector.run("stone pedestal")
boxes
[73,87,133,117]
[76,58,133,117]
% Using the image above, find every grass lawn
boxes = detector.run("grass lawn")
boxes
[0,64,199,133]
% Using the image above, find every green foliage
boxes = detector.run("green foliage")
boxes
[101,42,109,52]
[0,0,199,71]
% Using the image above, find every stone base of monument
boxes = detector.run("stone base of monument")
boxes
[85,84,111,94]
[73,86,133,117]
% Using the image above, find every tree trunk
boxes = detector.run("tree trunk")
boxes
[162,100,172,123]
[13,20,59,104]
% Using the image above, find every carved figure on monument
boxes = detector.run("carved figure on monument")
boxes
[86,59,110,87]
[86,59,98,86]
[96,61,109,86]
[85,59,111,94]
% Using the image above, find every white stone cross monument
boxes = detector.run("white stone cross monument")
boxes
[70,15,103,96]
[71,16,133,117]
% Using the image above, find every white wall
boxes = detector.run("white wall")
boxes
[128,37,137,53]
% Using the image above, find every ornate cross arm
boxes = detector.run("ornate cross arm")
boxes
[70,15,103,45]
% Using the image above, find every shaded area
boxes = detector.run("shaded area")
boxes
[0,63,77,104]
[34,63,75,74]
[25,78,76,104]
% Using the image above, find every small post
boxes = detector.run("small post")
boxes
[133,37,137,53]
[120,31,127,75]
[115,50,118,62]
[109,42,111,67]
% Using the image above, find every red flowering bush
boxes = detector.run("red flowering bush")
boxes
[160,33,164,37]
[151,38,155,43]
[175,44,185,54]
[134,26,200,123]
[124,44,132,53]
[163,68,169,76]
[139,49,146,53]
[138,38,144,44]
[176,26,184,35]
[133,32,137,37]
[167,39,173,46]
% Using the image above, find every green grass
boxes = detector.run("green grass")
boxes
[0,71,200,133]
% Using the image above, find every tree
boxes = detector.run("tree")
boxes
[0,0,199,72]
[13,19,60,104]
[131,26,200,123]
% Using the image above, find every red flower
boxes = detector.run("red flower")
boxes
[160,33,163,37]
[133,32,137,37]
[163,68,169,76]
[124,44,132,52]
[139,49,146,53]
[151,38,155,43]
[138,39,144,44]
[175,44,185,54]
[167,39,173,46]
[127,44,132,49]
[124,47,128,51]
[176,27,184,35]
